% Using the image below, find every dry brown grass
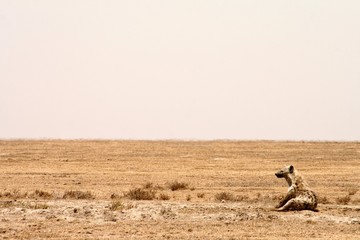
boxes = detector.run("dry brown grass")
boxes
[158,193,171,200]
[318,195,331,204]
[0,200,14,208]
[197,192,205,198]
[214,192,235,202]
[109,200,124,211]
[125,187,157,200]
[347,188,358,196]
[214,192,250,202]
[62,190,95,200]
[336,195,351,205]
[32,190,53,199]
[0,140,359,239]
[0,189,28,199]
[168,181,189,191]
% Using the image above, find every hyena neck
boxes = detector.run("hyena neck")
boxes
[284,174,294,187]
[285,170,309,190]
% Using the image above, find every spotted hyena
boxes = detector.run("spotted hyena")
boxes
[275,165,318,211]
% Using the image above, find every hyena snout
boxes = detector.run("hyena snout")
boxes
[275,171,284,178]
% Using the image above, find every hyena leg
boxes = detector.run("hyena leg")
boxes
[276,198,304,211]
[276,193,293,208]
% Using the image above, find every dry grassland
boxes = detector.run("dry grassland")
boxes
[0,140,359,239]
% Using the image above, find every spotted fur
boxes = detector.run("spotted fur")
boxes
[275,165,318,211]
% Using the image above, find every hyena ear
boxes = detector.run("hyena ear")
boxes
[289,165,294,173]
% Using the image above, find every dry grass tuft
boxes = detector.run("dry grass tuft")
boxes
[168,181,188,191]
[143,182,154,189]
[214,192,235,202]
[62,190,95,200]
[142,182,164,190]
[0,200,15,208]
[32,190,53,199]
[318,196,330,204]
[109,201,124,211]
[110,193,122,199]
[347,188,358,196]
[235,195,249,202]
[336,195,351,205]
[23,202,50,209]
[125,188,156,200]
[158,193,171,200]
[0,189,27,199]
[186,194,192,201]
[197,193,205,198]
[214,192,250,202]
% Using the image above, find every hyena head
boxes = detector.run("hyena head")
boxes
[275,165,294,178]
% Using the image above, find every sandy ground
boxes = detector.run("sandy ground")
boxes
[0,140,359,239]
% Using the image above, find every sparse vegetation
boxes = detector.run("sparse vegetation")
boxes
[214,192,250,202]
[63,190,95,200]
[186,194,191,201]
[0,189,27,199]
[197,193,205,198]
[336,195,351,205]
[0,200,14,208]
[0,200,49,209]
[24,202,50,210]
[158,193,171,200]
[125,187,156,200]
[1,140,360,239]
[109,201,124,211]
[142,182,164,190]
[235,194,249,202]
[347,188,358,196]
[215,192,235,202]
[32,190,53,199]
[143,182,154,189]
[110,193,122,199]
[318,196,330,204]
[168,181,188,191]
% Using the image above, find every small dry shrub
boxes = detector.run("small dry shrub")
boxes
[33,190,53,199]
[63,190,95,200]
[186,194,191,201]
[347,188,358,196]
[125,188,156,200]
[109,201,124,211]
[158,193,170,200]
[318,196,330,204]
[336,195,351,205]
[215,192,235,202]
[0,189,27,199]
[143,182,164,190]
[24,202,49,209]
[0,200,15,208]
[215,192,250,202]
[234,195,249,202]
[143,182,154,189]
[110,193,122,199]
[168,181,188,191]
[197,193,205,198]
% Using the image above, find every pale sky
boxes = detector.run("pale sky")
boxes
[1,0,359,140]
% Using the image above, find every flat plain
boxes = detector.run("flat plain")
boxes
[0,140,359,239]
